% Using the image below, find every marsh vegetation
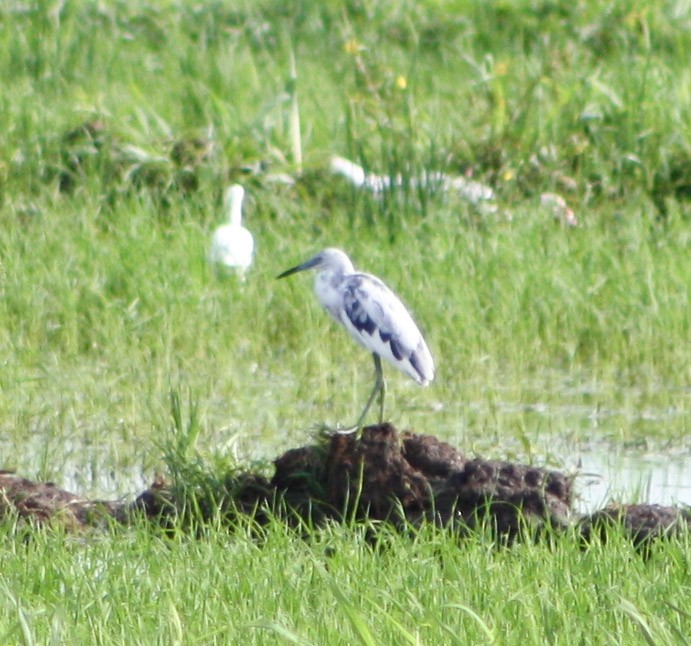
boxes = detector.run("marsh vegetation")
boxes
[0,0,689,642]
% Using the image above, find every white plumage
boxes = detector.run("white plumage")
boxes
[277,248,434,431]
[330,154,496,208]
[209,184,254,276]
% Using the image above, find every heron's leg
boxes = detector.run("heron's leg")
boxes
[375,355,386,423]
[353,353,384,428]
[329,353,384,435]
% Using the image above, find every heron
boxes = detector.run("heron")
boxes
[277,248,434,432]
[209,184,254,278]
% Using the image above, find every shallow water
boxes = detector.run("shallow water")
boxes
[2,372,689,514]
[573,450,691,513]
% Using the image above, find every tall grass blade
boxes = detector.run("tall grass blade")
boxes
[444,604,496,642]
[619,598,657,646]
[16,606,35,646]
[253,621,314,645]
[166,595,184,645]
[288,45,302,173]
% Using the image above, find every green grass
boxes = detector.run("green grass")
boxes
[0,520,689,645]
[0,0,689,642]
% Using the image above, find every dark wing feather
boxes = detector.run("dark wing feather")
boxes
[378,329,404,360]
[343,281,378,336]
[340,274,430,382]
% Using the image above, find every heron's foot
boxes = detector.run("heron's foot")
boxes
[315,421,359,436]
[332,424,360,435]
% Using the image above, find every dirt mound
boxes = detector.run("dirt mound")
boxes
[2,425,688,550]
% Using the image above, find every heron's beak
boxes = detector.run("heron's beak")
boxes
[276,255,320,279]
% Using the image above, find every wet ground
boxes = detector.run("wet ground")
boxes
[2,424,688,551]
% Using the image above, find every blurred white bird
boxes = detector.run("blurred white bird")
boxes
[209,185,254,277]
[329,154,496,209]
[278,248,435,432]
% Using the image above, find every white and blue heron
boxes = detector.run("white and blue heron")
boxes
[209,184,254,277]
[277,248,434,431]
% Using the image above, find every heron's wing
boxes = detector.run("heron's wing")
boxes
[340,273,434,383]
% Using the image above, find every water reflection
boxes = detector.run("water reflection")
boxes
[573,451,691,513]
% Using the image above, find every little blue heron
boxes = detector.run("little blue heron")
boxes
[277,248,434,432]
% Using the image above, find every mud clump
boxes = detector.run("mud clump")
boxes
[322,425,436,528]
[310,425,571,540]
[0,471,127,532]
[2,425,689,552]
[579,504,691,553]
[434,458,572,540]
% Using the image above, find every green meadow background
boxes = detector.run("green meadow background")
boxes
[0,1,689,643]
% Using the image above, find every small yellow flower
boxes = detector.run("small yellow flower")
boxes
[494,61,509,76]
[395,75,407,90]
[624,9,647,29]
[344,39,363,55]
[502,169,515,181]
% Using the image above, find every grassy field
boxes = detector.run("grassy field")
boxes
[0,0,689,642]
[1,520,689,645]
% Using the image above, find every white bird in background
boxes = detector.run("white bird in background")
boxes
[329,154,496,210]
[209,184,254,278]
[277,248,435,432]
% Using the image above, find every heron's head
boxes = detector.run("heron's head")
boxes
[225,184,245,205]
[277,248,355,280]
[330,156,365,187]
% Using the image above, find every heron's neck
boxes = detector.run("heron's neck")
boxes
[315,269,346,311]
[229,202,242,227]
